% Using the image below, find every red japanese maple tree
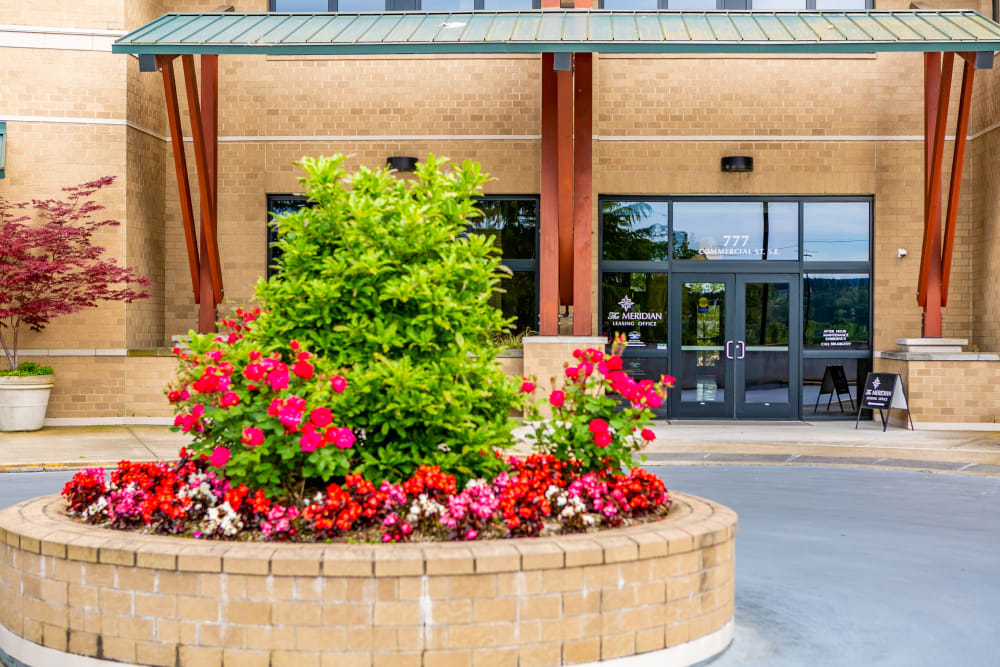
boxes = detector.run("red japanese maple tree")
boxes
[0,177,150,371]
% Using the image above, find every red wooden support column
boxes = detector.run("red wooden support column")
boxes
[556,62,575,310]
[941,56,975,306]
[199,54,222,334]
[539,52,560,336]
[917,52,953,338]
[156,55,200,304]
[181,54,224,333]
[572,52,593,336]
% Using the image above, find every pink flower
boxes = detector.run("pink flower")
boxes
[549,390,565,407]
[267,367,289,391]
[646,393,663,409]
[310,407,333,427]
[588,418,609,434]
[580,362,594,377]
[641,428,656,442]
[661,374,676,388]
[208,446,231,467]
[220,392,240,408]
[594,431,612,448]
[565,366,579,380]
[520,380,535,393]
[465,528,478,541]
[299,432,322,453]
[607,355,623,371]
[330,375,348,393]
[241,427,264,447]
[334,427,356,450]
[191,404,205,418]
[243,363,265,382]
[278,405,304,430]
[292,360,314,380]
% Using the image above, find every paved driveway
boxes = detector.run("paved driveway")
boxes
[3,467,999,666]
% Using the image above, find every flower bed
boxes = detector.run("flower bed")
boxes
[0,492,736,667]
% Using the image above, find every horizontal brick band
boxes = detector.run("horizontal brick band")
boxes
[0,493,736,667]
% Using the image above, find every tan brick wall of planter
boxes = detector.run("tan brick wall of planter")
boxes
[0,493,736,667]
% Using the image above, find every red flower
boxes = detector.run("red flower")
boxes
[220,392,240,408]
[565,366,579,380]
[299,432,322,453]
[330,375,348,393]
[589,418,609,434]
[292,360,315,380]
[549,390,565,407]
[243,363,265,382]
[607,355,623,371]
[641,428,656,442]
[241,427,264,447]
[310,407,333,427]
[208,446,230,468]
[520,380,535,393]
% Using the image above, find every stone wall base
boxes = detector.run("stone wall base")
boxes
[874,356,1000,424]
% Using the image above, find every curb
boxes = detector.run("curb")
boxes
[0,460,158,474]
[641,452,1000,477]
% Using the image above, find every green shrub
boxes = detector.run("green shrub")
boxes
[0,361,54,377]
[171,155,520,495]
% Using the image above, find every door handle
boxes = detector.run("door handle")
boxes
[725,340,734,360]
[736,340,745,359]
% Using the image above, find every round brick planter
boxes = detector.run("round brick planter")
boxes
[0,493,736,667]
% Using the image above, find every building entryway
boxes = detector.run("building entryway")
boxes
[671,274,799,420]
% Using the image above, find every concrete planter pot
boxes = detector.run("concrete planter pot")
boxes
[0,374,55,432]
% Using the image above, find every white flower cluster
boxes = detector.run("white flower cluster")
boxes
[546,484,595,527]
[406,493,446,527]
[179,472,218,513]
[200,501,244,538]
[82,496,108,520]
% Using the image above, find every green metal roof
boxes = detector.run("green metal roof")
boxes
[112,9,1000,56]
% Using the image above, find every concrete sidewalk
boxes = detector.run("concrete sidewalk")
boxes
[1,420,999,474]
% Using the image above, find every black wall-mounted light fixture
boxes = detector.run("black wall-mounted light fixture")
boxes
[386,156,418,172]
[721,156,753,173]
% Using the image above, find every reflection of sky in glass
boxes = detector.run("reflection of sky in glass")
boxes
[815,0,867,8]
[751,0,806,8]
[338,0,383,11]
[482,0,535,8]
[673,202,798,261]
[803,203,869,262]
[603,0,659,8]
[422,0,475,8]
[668,0,715,8]
[274,0,328,10]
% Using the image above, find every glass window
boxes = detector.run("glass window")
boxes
[752,0,806,7]
[489,271,536,334]
[672,201,798,261]
[668,0,717,7]
[602,0,660,8]
[470,199,537,260]
[803,202,870,262]
[814,0,868,8]
[273,0,331,10]
[421,0,476,8]
[601,272,669,350]
[601,200,670,262]
[471,197,538,334]
[802,357,872,419]
[803,274,870,350]
[266,195,313,279]
[481,0,535,8]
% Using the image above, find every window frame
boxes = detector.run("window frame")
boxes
[265,194,312,280]
[270,1,541,10]
[599,0,874,8]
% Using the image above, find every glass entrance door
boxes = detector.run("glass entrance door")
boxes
[671,274,799,419]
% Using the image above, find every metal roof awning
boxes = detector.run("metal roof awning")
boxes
[112,9,1000,57]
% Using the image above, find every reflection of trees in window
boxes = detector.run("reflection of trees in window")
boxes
[601,201,669,261]
[803,275,870,348]
[680,283,724,346]
[267,196,313,280]
[471,199,536,260]
[744,283,790,346]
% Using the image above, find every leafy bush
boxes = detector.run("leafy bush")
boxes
[250,155,519,483]
[0,361,54,377]
[522,338,674,472]
[169,155,520,499]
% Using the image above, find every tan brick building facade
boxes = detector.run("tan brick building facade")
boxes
[1,0,999,423]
